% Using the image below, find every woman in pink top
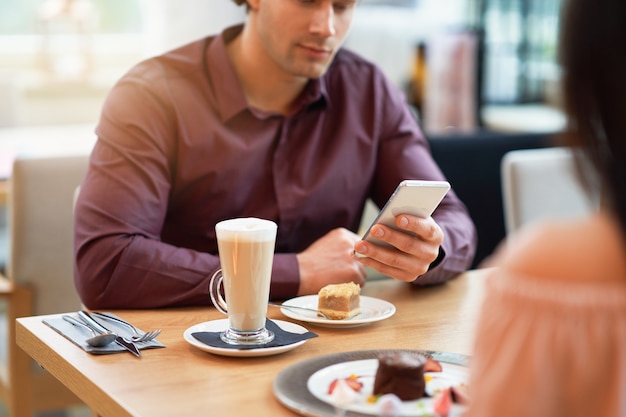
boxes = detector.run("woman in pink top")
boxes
[466,0,626,415]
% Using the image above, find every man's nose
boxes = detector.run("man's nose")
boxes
[310,3,336,37]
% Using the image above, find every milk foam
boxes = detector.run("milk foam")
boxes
[216,217,277,241]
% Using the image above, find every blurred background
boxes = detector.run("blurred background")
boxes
[0,0,564,130]
[0,1,564,415]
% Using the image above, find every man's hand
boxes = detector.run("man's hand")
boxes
[353,215,443,282]
[296,228,367,295]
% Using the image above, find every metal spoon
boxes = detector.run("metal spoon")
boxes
[62,314,117,347]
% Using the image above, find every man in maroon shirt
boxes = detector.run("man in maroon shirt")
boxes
[74,0,477,308]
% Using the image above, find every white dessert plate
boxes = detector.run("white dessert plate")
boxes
[183,319,310,357]
[274,350,469,417]
[279,295,396,328]
[308,358,467,416]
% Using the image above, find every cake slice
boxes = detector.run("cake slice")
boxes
[317,282,361,320]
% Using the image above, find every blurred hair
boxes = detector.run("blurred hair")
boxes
[232,0,249,10]
[559,0,626,236]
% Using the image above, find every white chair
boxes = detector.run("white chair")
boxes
[0,154,90,417]
[501,147,599,234]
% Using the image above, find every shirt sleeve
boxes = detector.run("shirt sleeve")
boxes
[74,72,212,308]
[270,254,300,299]
[465,268,626,417]
[74,69,302,308]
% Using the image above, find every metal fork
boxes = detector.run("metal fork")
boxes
[91,312,162,343]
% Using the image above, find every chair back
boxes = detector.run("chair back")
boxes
[8,155,89,315]
[427,131,554,267]
[501,147,599,234]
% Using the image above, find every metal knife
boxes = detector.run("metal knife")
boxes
[78,310,141,357]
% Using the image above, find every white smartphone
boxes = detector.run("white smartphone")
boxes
[360,179,451,248]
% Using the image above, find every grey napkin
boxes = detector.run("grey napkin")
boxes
[43,312,165,355]
[192,319,317,350]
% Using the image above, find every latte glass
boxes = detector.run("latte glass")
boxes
[209,217,277,345]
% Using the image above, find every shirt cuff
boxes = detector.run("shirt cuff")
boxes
[269,253,300,300]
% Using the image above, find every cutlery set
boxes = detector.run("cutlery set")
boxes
[63,310,161,357]
[62,315,117,347]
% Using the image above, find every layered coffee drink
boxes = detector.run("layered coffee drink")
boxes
[214,218,277,338]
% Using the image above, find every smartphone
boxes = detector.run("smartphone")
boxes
[360,180,451,248]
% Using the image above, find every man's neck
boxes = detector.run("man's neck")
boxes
[226,25,309,115]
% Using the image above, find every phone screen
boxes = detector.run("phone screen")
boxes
[360,180,450,248]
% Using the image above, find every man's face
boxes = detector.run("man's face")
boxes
[250,0,357,79]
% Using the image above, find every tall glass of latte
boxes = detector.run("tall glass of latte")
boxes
[209,217,277,345]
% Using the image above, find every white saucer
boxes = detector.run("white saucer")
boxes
[183,319,310,357]
[279,295,396,328]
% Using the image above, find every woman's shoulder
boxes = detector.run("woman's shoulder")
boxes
[494,213,626,284]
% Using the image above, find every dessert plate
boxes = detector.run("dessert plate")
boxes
[279,295,395,328]
[274,349,469,417]
[183,319,310,357]
[308,358,467,416]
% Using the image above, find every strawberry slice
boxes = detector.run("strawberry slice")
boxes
[327,376,363,395]
[424,358,443,372]
[433,387,452,417]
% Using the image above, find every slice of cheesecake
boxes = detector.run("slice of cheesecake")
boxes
[317,282,361,320]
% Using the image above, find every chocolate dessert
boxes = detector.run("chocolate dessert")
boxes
[373,352,427,401]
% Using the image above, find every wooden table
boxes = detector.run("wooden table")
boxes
[16,270,488,417]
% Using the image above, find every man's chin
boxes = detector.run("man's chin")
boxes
[298,63,331,79]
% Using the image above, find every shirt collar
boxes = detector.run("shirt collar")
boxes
[206,24,249,123]
[293,78,330,115]
[206,24,330,122]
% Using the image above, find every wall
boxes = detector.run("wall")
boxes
[0,1,468,128]
[138,0,245,57]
